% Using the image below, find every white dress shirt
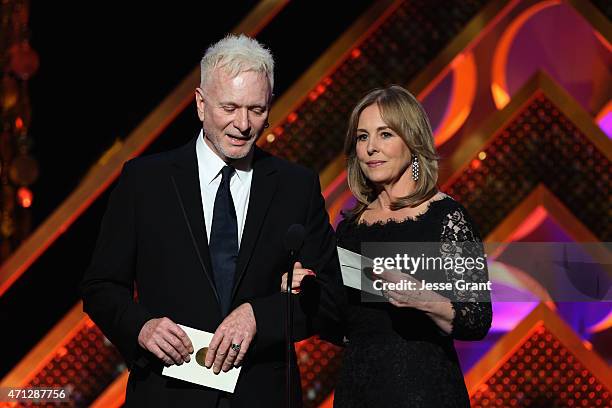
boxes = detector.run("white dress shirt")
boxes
[195,130,252,247]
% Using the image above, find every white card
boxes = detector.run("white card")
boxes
[337,247,379,295]
[162,325,241,393]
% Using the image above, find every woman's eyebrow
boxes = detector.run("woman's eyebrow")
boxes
[356,126,391,133]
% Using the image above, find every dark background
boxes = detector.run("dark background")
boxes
[1,1,374,377]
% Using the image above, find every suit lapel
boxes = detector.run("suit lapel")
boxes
[170,137,220,305]
[231,148,278,299]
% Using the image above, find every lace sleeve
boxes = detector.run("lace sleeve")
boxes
[440,208,492,340]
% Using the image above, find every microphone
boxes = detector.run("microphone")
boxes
[283,224,305,408]
[284,224,305,255]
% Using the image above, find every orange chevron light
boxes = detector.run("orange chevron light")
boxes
[433,51,477,146]
[491,0,562,110]
[465,303,612,404]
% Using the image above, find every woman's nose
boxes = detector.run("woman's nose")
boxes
[366,138,378,155]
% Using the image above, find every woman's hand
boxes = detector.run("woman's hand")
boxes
[281,262,316,293]
[377,269,446,309]
[378,269,454,334]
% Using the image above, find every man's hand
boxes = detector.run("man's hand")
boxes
[138,317,194,366]
[205,303,256,374]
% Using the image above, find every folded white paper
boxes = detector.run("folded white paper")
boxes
[337,247,379,295]
[162,325,241,392]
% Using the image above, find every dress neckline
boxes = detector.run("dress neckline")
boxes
[355,193,451,228]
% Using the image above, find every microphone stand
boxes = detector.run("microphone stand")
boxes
[286,249,296,408]
[284,223,304,408]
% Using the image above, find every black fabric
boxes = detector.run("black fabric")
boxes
[209,166,238,317]
[80,136,345,408]
[333,196,492,408]
[217,393,231,408]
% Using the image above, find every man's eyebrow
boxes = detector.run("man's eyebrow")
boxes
[217,102,266,109]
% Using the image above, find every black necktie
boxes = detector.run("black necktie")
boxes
[209,166,238,316]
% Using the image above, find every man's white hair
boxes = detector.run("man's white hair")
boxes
[200,34,274,94]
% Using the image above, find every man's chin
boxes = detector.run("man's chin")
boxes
[221,144,254,161]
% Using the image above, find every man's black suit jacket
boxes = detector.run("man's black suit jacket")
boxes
[80,137,343,407]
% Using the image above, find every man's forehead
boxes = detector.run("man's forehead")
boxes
[213,67,266,85]
[229,74,248,88]
[205,68,270,104]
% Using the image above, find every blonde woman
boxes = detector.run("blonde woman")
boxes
[285,85,492,407]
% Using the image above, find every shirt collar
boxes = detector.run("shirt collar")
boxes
[196,130,253,185]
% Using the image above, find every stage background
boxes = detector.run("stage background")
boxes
[0,1,610,407]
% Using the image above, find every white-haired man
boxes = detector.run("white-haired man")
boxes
[80,34,342,407]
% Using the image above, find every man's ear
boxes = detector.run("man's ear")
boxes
[195,88,205,121]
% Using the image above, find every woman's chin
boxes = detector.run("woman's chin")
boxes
[366,175,391,185]
[361,165,398,185]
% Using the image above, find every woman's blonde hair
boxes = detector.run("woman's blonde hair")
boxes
[344,85,439,219]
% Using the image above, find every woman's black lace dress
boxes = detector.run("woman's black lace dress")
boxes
[333,195,492,408]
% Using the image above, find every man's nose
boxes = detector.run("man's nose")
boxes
[233,108,250,134]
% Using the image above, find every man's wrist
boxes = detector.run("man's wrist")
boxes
[244,303,256,329]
